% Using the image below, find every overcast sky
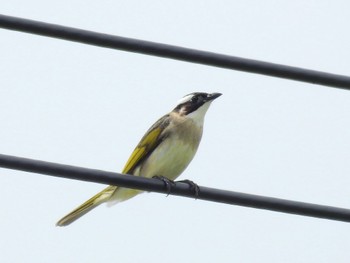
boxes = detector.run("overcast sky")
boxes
[1,1,350,262]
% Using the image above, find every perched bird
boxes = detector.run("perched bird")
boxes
[56,92,221,226]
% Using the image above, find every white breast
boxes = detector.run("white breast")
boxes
[107,110,205,205]
[137,135,198,180]
[107,136,197,206]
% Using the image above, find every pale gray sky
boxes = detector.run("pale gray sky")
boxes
[1,1,350,262]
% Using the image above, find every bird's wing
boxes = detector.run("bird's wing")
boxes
[122,115,170,174]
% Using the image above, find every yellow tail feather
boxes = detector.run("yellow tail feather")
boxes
[56,186,117,227]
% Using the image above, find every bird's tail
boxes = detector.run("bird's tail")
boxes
[56,185,117,227]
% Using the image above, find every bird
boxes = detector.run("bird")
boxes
[56,92,222,226]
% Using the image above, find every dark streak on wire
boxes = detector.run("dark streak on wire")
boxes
[1,153,350,223]
[0,14,350,89]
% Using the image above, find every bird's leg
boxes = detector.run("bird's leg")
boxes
[176,179,200,198]
[152,175,175,196]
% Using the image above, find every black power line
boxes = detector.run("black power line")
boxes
[0,14,350,89]
[1,153,350,223]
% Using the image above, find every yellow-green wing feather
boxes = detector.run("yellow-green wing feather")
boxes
[122,126,164,174]
[56,115,169,226]
[122,114,169,174]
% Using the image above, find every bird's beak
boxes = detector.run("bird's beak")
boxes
[206,93,222,102]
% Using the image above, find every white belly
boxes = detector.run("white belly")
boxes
[108,116,203,205]
[137,136,199,181]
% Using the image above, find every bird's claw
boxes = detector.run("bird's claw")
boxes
[152,176,175,196]
[152,176,200,198]
[177,179,200,198]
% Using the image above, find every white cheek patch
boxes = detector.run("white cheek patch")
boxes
[176,94,194,105]
[179,106,187,115]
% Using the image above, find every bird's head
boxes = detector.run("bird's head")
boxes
[172,92,222,122]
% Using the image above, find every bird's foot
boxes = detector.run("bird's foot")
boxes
[152,176,175,196]
[177,179,200,198]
